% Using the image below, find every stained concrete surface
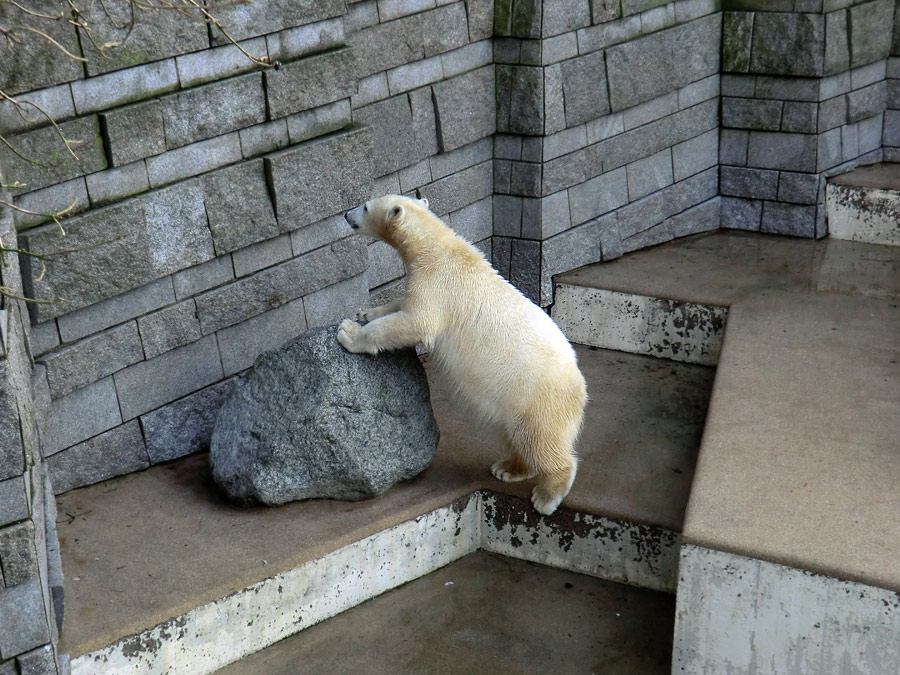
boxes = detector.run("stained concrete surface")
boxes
[217,551,675,675]
[57,346,712,659]
[829,161,900,190]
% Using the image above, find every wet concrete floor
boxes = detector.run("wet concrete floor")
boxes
[218,551,675,675]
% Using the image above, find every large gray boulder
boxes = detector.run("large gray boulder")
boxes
[210,325,439,505]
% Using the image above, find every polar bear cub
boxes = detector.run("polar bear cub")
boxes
[338,195,587,515]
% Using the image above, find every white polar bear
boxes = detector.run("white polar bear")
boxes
[338,195,587,515]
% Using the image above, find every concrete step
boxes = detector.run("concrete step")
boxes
[826,162,900,247]
[56,345,713,674]
[217,551,675,675]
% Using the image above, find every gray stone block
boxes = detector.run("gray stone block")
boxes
[858,112,882,154]
[543,126,588,163]
[0,84,76,137]
[432,66,496,152]
[138,301,202,360]
[77,0,208,76]
[620,219,674,254]
[423,2,470,56]
[161,74,265,150]
[747,131,817,172]
[722,97,782,131]
[541,214,613,303]
[265,48,355,120]
[0,478,27,528]
[541,145,594,196]
[356,95,430,177]
[42,377,121,458]
[286,100,352,145]
[195,236,366,334]
[0,579,50,656]
[494,159,512,193]
[0,1,81,93]
[627,149,674,201]
[761,201,817,237]
[535,190,571,239]
[720,73,755,98]
[265,127,374,228]
[200,160,278,255]
[387,54,445,94]
[841,122,859,161]
[852,59,887,89]
[448,197,493,242]
[142,181,216,276]
[817,126,843,171]
[819,71,851,102]
[349,13,425,79]
[825,9,850,75]
[48,421,149,493]
[754,75,819,102]
[493,38,522,64]
[231,235,293,278]
[0,522,38,586]
[777,171,820,205]
[592,0,621,23]
[266,18,345,63]
[623,92,678,132]
[172,257,233,302]
[12,178,89,231]
[673,129,718,181]
[114,335,223,421]
[496,65,544,135]
[16,644,57,675]
[466,0,495,41]
[290,215,351,256]
[239,119,290,159]
[543,0,591,36]
[85,162,151,209]
[669,196,720,238]
[561,51,610,126]
[100,100,166,167]
[722,12,753,73]
[71,60,179,117]
[510,161,541,196]
[0,117,106,196]
[586,112,624,145]
[303,274,368,329]
[544,64,567,135]
[492,195,523,237]
[142,380,237,464]
[750,13,824,77]
[720,166,779,200]
[622,0,666,16]
[209,0,344,44]
[849,0,893,67]
[41,322,144,400]
[28,323,59,360]
[542,33,579,66]
[352,72,391,109]
[57,278,175,343]
[176,38,269,89]
[569,167,628,225]
[781,101,818,133]
[495,0,542,38]
[146,132,243,188]
[509,239,541,303]
[847,81,887,123]
[399,159,432,192]
[420,160,493,215]
[617,167,717,238]
[679,75,720,111]
[818,95,847,133]
[367,240,406,288]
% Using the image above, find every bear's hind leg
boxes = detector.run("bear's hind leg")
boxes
[531,460,577,516]
[508,417,579,516]
[491,437,537,482]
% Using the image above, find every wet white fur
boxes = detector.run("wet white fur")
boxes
[338,195,587,515]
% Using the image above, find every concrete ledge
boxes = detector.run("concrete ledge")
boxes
[826,162,900,247]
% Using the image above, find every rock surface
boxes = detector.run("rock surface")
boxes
[210,325,438,505]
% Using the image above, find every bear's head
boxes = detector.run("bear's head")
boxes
[344,194,430,243]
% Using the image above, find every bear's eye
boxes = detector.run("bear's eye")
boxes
[363,205,368,213]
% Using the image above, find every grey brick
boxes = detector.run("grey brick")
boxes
[423,2,470,56]
[0,117,107,196]
[0,521,37,586]
[561,51,610,126]
[621,219,674,254]
[543,126,588,162]
[673,129,718,181]
[542,146,593,195]
[0,477,27,528]
[353,72,391,108]
[777,171,820,205]
[679,76,719,111]
[720,73,755,98]
[57,278,175,343]
[176,37,269,89]
[232,235,294,278]
[754,76,819,102]
[510,239,541,303]
[200,160,278,255]
[303,274,369,328]
[265,18,345,62]
[538,190,572,238]
[569,167,628,225]
[520,197,542,239]
[209,0,344,44]
[623,92,678,132]
[162,74,265,150]
[0,579,50,656]
[849,0,893,67]
[622,0,667,17]
[819,71,851,101]
[586,113,624,144]
[541,213,612,303]
[618,167,717,237]
[374,172,402,196]
[77,0,208,76]
[544,64,567,135]
[28,322,59,359]
[433,66,496,152]
[142,379,237,464]
[17,644,57,675]
[265,48,356,120]
[466,0,495,41]
[380,0,435,21]
[858,113,882,154]
[747,131,817,172]
[847,81,887,123]
[146,133,243,188]
[0,84,76,137]
[48,421,149,493]
[217,297,309,377]
[138,301,202,360]
[493,38,522,64]
[71,61,180,116]
[496,65,544,135]
[781,101,818,134]
[750,13,824,77]
[494,159,512,193]
[42,377,121,457]
[576,14,642,54]
[0,0,81,96]
[356,95,431,177]
[348,13,426,79]
[543,0,591,36]
[86,162,151,208]
[399,159,433,192]
[841,122,859,161]
[195,236,366,334]
[448,197,493,242]
[761,201,817,237]
[366,240,406,287]
[542,33,579,65]
[592,0,622,22]
[265,126,374,228]
[493,195,523,237]
[173,257,234,301]
[510,161,541,196]
[492,236,512,279]
[641,5,670,34]
[720,166,779,200]
[387,54,445,95]
[101,99,166,167]
[851,60,887,90]
[627,149,674,200]
[239,120,290,158]
[141,181,216,276]
[825,9,850,75]
[496,0,542,38]
[347,0,379,31]
[669,196,720,238]
[41,322,144,399]
[290,215,351,256]
[420,160,493,215]
[818,95,847,132]
[114,336,222,421]
[12,178,89,231]
[286,100,353,145]
[722,97,782,131]
[722,12,753,73]
[817,126,843,171]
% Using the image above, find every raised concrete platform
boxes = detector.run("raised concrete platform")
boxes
[57,345,713,672]
[218,551,675,675]
[826,162,900,247]
[556,231,900,593]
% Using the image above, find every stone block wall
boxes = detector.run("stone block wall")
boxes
[884,2,900,160]
[719,0,892,237]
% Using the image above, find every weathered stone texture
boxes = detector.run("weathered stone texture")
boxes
[0,579,50,656]
[750,13,824,77]
[232,236,293,279]
[42,378,122,458]
[209,0,345,44]
[496,66,545,135]
[561,51,610,126]
[286,99,353,145]
[722,12,753,73]
[432,67,496,152]
[0,522,38,586]
[48,422,149,494]
[356,95,430,177]
[265,48,356,120]
[265,127,374,228]
[849,0,893,68]
[216,297,310,376]
[0,478,28,527]
[201,160,278,255]
[137,301,202,360]
[100,100,166,167]
[71,60,180,116]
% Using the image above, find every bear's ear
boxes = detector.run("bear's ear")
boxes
[389,204,404,221]
[418,197,429,209]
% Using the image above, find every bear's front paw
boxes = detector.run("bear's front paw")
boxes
[356,308,373,324]
[337,319,364,352]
